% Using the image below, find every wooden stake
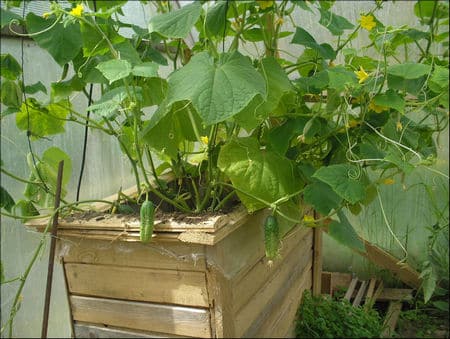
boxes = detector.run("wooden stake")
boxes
[41,160,64,339]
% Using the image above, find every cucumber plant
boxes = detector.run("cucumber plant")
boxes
[0,1,448,334]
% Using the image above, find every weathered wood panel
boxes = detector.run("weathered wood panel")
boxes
[73,322,188,338]
[59,237,206,271]
[70,296,212,338]
[206,209,271,279]
[260,269,312,338]
[231,227,312,313]
[235,247,313,337]
[65,263,209,307]
[312,227,323,296]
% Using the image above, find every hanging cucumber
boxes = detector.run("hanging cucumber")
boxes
[140,200,155,243]
[264,214,280,264]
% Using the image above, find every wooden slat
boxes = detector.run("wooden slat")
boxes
[352,280,368,306]
[60,237,206,271]
[255,268,312,338]
[321,271,332,295]
[65,263,209,307]
[70,296,211,338]
[73,322,188,338]
[343,277,358,301]
[363,241,421,289]
[378,288,413,302]
[382,301,403,337]
[235,248,313,337]
[205,266,235,338]
[231,228,312,313]
[312,227,323,296]
[364,278,377,306]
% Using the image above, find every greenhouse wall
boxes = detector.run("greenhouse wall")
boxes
[0,1,448,338]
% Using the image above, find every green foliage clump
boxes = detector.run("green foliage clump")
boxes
[295,291,383,338]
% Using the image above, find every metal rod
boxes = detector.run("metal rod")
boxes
[41,160,64,339]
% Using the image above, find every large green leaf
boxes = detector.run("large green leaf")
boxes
[205,0,228,37]
[313,164,366,204]
[217,137,302,212]
[80,21,125,57]
[1,79,22,108]
[141,101,207,159]
[318,7,354,36]
[327,66,357,91]
[328,211,366,253]
[267,117,308,155]
[0,186,15,212]
[373,89,405,113]
[1,7,22,29]
[148,2,202,39]
[234,57,294,130]
[303,181,342,215]
[291,27,336,60]
[24,147,72,207]
[132,62,158,77]
[26,13,82,66]
[387,62,432,79]
[167,51,266,125]
[16,99,70,139]
[87,86,130,119]
[96,59,132,84]
[1,53,22,80]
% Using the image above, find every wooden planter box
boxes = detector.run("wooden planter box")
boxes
[29,202,322,338]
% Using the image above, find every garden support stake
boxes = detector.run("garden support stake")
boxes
[41,160,64,339]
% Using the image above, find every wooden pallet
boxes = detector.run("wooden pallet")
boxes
[322,271,414,337]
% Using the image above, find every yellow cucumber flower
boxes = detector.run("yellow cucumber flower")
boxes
[303,215,315,223]
[200,136,209,145]
[355,66,369,84]
[368,100,388,113]
[70,4,84,17]
[359,15,376,31]
[396,121,403,131]
[383,178,395,185]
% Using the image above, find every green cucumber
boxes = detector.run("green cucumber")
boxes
[264,214,280,262]
[140,200,155,243]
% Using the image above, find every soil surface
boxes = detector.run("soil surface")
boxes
[62,206,230,224]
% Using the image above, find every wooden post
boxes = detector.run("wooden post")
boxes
[312,222,323,296]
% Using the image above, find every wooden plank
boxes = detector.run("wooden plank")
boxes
[255,268,312,338]
[206,208,271,279]
[378,288,413,302]
[363,241,421,289]
[54,230,182,243]
[205,266,235,338]
[65,263,209,307]
[364,278,377,306]
[70,295,211,338]
[231,229,312,313]
[322,225,422,289]
[352,280,368,307]
[312,227,323,296]
[73,322,189,338]
[321,271,332,295]
[234,248,313,337]
[330,272,353,293]
[343,277,358,301]
[59,237,206,271]
[365,280,384,311]
[381,301,403,338]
